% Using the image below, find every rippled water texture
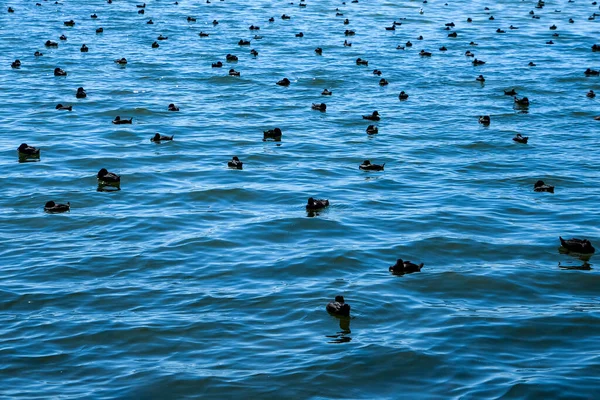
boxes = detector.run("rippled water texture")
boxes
[1,0,600,398]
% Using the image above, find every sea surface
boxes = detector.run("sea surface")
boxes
[1,0,600,398]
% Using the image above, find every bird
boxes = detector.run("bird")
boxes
[76,87,87,98]
[306,197,329,210]
[97,168,120,184]
[168,103,179,111]
[44,201,70,213]
[479,115,490,125]
[151,133,174,142]
[389,259,424,274]
[276,78,291,86]
[112,116,132,124]
[228,156,243,169]
[366,125,378,134]
[398,91,409,100]
[359,160,384,171]
[512,133,528,144]
[55,104,72,111]
[312,103,327,112]
[263,128,282,141]
[54,67,67,76]
[504,89,517,96]
[321,89,332,96]
[533,180,554,193]
[363,111,380,121]
[559,237,595,254]
[17,143,40,155]
[326,295,350,317]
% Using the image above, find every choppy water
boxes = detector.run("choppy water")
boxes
[1,0,600,398]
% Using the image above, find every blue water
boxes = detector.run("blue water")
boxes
[1,0,600,398]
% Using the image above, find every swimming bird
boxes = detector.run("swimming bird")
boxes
[147,19,154,24]
[476,75,485,82]
[64,20,75,26]
[363,111,380,121]
[45,40,58,47]
[439,46,447,51]
[250,49,258,56]
[152,41,159,48]
[473,58,486,65]
[465,51,474,57]
[249,25,260,30]
[559,237,595,254]
[228,156,243,169]
[420,50,432,56]
[512,133,528,144]
[385,25,395,31]
[479,115,490,125]
[344,40,352,47]
[34,51,43,57]
[168,103,179,111]
[44,201,70,213]
[112,116,132,124]
[587,90,596,98]
[295,32,304,37]
[238,39,251,45]
[229,69,240,76]
[315,47,322,55]
[96,27,104,33]
[54,67,67,76]
[373,69,382,76]
[76,87,87,98]
[55,104,72,111]
[366,125,378,134]
[59,35,67,41]
[277,78,291,86]
[379,78,389,86]
[18,143,40,155]
[11,60,21,68]
[263,127,282,141]
[359,160,384,171]
[345,30,355,36]
[312,103,327,112]
[406,40,413,47]
[81,44,89,52]
[514,97,530,107]
[448,31,457,37]
[212,61,223,68]
[584,68,600,76]
[356,58,368,65]
[157,35,168,40]
[496,28,505,33]
[389,259,423,274]
[504,89,517,96]
[97,168,120,184]
[226,54,238,61]
[306,197,329,210]
[199,32,209,37]
[281,14,291,20]
[534,180,554,193]
[151,133,174,142]
[326,295,350,317]
[398,91,409,100]
[115,58,127,65]
[528,62,537,67]
[322,89,332,95]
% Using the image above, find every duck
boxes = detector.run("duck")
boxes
[445,22,455,27]
[379,78,389,86]
[469,41,478,46]
[510,25,519,29]
[373,70,382,77]
[448,31,457,37]
[344,19,350,25]
[476,75,485,82]
[489,15,495,20]
[356,58,368,65]
[396,45,405,50]
[11,59,21,69]
[389,259,424,274]
[44,201,70,213]
[514,97,529,107]
[81,44,89,52]
[96,27,104,33]
[250,49,258,56]
[115,58,127,65]
[359,160,384,171]
[420,50,432,56]
[398,91,409,100]
[546,40,554,45]
[157,35,168,40]
[559,237,595,254]
[584,68,600,76]
[345,30,355,36]
[587,90,596,98]
[467,17,472,22]
[569,18,574,23]
[417,35,424,40]
[504,89,517,96]
[276,78,291,86]
[55,104,72,111]
[295,32,304,37]
[168,103,179,111]
[465,51,474,57]
[187,16,196,22]
[343,40,352,47]
[306,197,329,210]
[533,180,554,192]
[54,67,67,76]
[249,25,260,30]
[238,39,251,45]
[228,156,243,169]
[64,20,75,26]
[528,62,537,67]
[112,116,132,124]
[312,103,327,112]
[34,51,43,57]
[253,35,263,40]
[322,89,332,96]
[513,133,528,144]
[147,19,154,24]
[138,9,145,14]
[406,40,413,47]
[326,295,350,317]
[226,54,238,61]
[229,69,240,76]
[18,143,40,155]
[213,19,219,25]
[473,59,486,65]
[385,25,395,31]
[366,125,378,134]
[199,32,209,37]
[136,2,146,7]
[8,7,14,12]
[59,34,67,41]
[97,168,120,184]
[549,24,557,30]
[152,41,159,48]
[479,115,490,125]
[363,111,380,121]
[45,40,58,47]
[281,14,291,20]
[439,46,447,51]
[151,133,174,142]
[76,87,87,98]
[212,61,223,68]
[592,44,600,52]
[315,47,322,55]
[268,17,274,22]
[263,127,282,141]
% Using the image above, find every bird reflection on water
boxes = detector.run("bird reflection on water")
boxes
[326,317,352,344]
